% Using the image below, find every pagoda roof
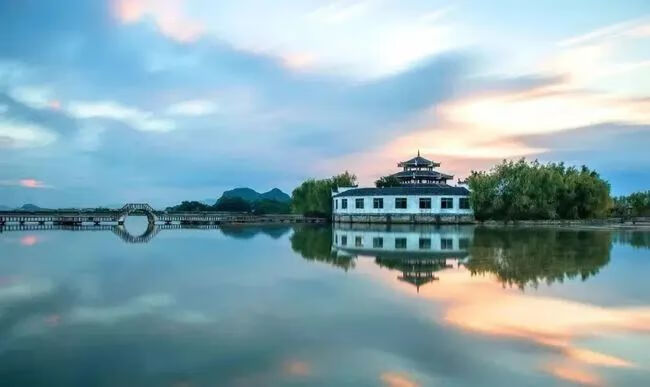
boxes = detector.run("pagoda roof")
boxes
[397,151,440,168]
[390,170,453,180]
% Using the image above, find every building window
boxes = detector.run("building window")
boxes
[441,238,453,250]
[335,235,338,244]
[395,198,407,209]
[395,238,407,249]
[419,238,431,249]
[419,198,431,209]
[355,198,364,209]
[373,198,384,209]
[373,237,383,248]
[341,236,347,246]
[441,197,454,209]
[355,236,363,247]
[335,199,338,209]
[459,238,470,250]
[341,199,347,209]
[459,197,470,209]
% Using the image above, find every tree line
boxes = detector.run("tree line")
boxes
[290,171,357,217]
[166,196,290,215]
[610,191,650,217]
[467,159,612,221]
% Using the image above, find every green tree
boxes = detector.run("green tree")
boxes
[251,199,291,215]
[611,191,650,217]
[291,171,357,217]
[467,159,611,221]
[213,197,252,212]
[165,201,212,212]
[375,175,401,188]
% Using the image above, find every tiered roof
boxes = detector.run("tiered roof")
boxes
[397,151,440,168]
[390,151,453,185]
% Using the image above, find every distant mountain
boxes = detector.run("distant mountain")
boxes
[219,187,290,203]
[260,188,291,203]
[200,198,216,206]
[16,204,48,211]
[0,205,11,211]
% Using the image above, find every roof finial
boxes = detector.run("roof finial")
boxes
[417,149,420,157]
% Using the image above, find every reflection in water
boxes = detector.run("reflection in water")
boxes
[292,224,614,291]
[466,228,611,289]
[220,225,291,240]
[20,235,39,246]
[613,230,650,249]
[290,226,355,271]
[327,225,649,387]
[1,223,649,386]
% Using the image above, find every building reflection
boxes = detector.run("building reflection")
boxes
[332,224,472,291]
[290,224,615,290]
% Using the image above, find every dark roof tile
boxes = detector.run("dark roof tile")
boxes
[333,186,470,198]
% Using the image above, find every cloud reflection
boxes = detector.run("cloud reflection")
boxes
[380,371,419,387]
[358,260,650,385]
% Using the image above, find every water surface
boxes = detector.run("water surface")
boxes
[1,219,649,386]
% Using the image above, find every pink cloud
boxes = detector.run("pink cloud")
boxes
[19,179,48,189]
[113,0,204,43]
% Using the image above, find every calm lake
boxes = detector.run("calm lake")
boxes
[1,219,649,386]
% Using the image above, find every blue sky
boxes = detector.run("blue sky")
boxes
[0,0,648,207]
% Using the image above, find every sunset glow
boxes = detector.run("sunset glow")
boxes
[357,259,650,385]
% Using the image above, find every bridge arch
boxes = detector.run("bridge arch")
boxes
[112,223,160,243]
[118,203,157,225]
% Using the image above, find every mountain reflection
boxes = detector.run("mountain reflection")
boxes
[290,224,615,289]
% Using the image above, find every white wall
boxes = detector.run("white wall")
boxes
[332,195,473,216]
[332,227,472,253]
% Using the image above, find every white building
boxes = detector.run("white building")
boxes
[332,152,473,224]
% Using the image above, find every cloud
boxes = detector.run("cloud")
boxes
[0,119,57,148]
[0,178,52,189]
[558,16,650,47]
[67,100,175,132]
[20,179,50,189]
[380,372,419,387]
[166,99,218,116]
[8,85,60,111]
[113,0,204,42]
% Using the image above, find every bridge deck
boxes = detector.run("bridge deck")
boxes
[0,210,325,225]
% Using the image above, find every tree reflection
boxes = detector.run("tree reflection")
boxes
[220,225,291,239]
[612,230,650,249]
[466,228,611,289]
[290,226,355,271]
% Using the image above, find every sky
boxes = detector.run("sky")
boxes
[0,0,649,208]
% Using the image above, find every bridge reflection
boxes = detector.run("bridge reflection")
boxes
[0,223,221,244]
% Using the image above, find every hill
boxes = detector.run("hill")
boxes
[260,188,291,203]
[0,205,11,211]
[219,187,290,203]
[17,204,49,211]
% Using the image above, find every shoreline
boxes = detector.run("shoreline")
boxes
[478,217,650,230]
